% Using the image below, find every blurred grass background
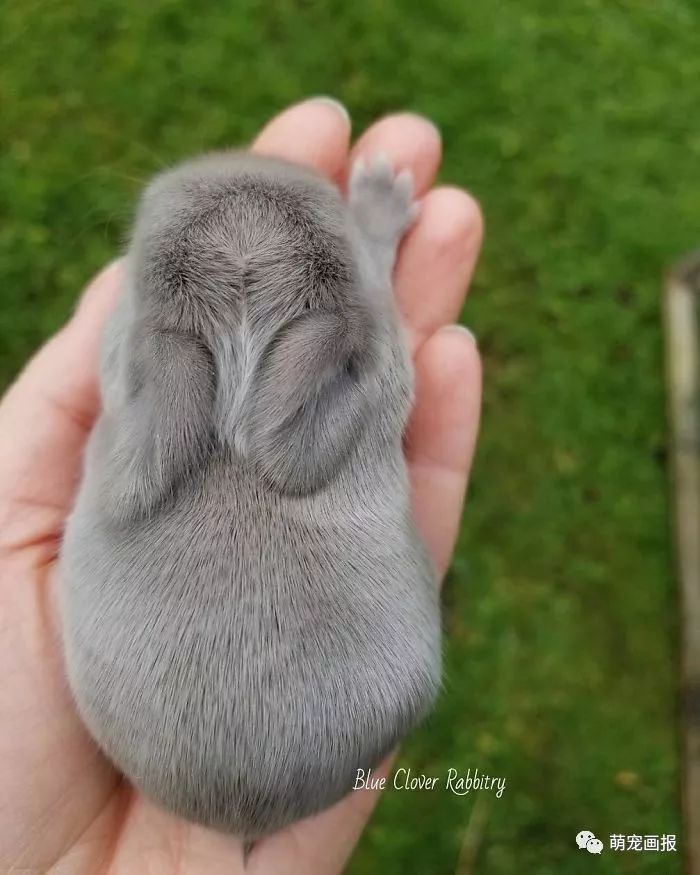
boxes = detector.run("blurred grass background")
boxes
[2,1,697,872]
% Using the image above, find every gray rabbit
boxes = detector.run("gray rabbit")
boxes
[58,150,441,838]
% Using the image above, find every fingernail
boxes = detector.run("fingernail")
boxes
[421,116,442,143]
[396,112,441,144]
[444,323,477,346]
[307,96,351,127]
[73,258,123,316]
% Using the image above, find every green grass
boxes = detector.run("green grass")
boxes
[2,1,697,871]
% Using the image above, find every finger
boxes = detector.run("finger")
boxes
[349,112,442,196]
[252,97,351,181]
[107,795,248,875]
[396,186,483,353]
[249,757,394,875]
[0,260,123,553]
[405,325,482,578]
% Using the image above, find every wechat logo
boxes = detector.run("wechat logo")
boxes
[576,830,603,855]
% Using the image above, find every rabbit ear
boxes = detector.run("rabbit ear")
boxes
[245,309,379,494]
[94,326,215,522]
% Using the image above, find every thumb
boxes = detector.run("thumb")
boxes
[0,260,123,560]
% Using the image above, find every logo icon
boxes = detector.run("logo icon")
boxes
[576,831,603,854]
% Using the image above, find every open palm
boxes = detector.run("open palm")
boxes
[0,99,482,875]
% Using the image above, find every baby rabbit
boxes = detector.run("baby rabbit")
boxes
[58,150,441,838]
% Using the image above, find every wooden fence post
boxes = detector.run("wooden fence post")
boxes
[664,252,700,872]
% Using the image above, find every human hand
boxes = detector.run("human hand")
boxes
[0,98,482,874]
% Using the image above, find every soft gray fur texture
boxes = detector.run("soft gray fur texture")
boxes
[58,151,441,838]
